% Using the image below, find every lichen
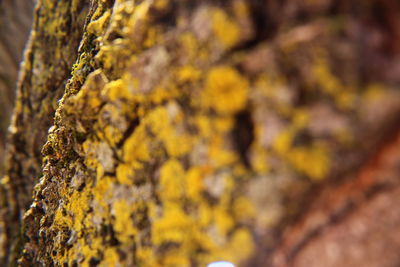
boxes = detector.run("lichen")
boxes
[211,9,240,49]
[12,0,400,266]
[201,66,249,114]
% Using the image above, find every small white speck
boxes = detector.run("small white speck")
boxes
[207,261,235,267]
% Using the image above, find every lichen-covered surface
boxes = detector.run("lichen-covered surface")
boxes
[0,0,88,264]
[2,0,400,266]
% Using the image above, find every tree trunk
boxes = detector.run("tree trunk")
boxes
[2,0,400,266]
[0,0,88,264]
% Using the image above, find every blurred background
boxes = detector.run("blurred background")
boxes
[0,0,34,175]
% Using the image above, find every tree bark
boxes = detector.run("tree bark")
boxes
[0,0,88,264]
[1,0,400,266]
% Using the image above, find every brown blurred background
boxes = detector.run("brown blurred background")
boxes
[0,0,35,175]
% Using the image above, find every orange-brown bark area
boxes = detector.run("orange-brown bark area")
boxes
[270,130,400,267]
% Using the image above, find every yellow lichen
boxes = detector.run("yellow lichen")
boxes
[123,123,150,163]
[312,55,356,110]
[251,145,270,173]
[211,9,240,48]
[179,32,199,61]
[273,129,295,155]
[68,188,91,231]
[288,143,330,180]
[159,159,186,201]
[176,65,202,83]
[208,136,237,168]
[145,105,193,157]
[185,167,205,201]
[93,176,113,214]
[102,78,133,101]
[116,163,135,185]
[101,247,120,267]
[214,206,234,236]
[112,200,138,243]
[87,10,111,36]
[233,197,256,220]
[152,203,193,245]
[202,66,249,114]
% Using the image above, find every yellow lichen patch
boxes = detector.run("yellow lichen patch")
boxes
[185,167,205,201]
[176,65,202,83]
[179,32,199,61]
[102,77,133,101]
[123,123,150,163]
[166,134,193,158]
[273,129,295,155]
[202,66,249,114]
[251,145,270,173]
[211,9,240,48]
[159,159,186,201]
[95,38,134,74]
[214,116,235,133]
[112,199,138,243]
[254,74,288,100]
[143,27,161,48]
[233,197,256,221]
[116,163,135,185]
[68,188,92,231]
[288,143,330,180]
[312,57,342,95]
[152,203,193,245]
[148,86,179,105]
[42,0,55,9]
[214,206,234,236]
[197,203,213,228]
[145,105,193,157]
[101,247,120,267]
[158,249,191,267]
[41,1,71,38]
[66,70,108,111]
[292,109,309,129]
[217,228,254,264]
[82,140,100,170]
[195,115,213,138]
[126,0,151,30]
[93,176,114,207]
[136,247,160,267]
[208,135,237,168]
[87,10,111,36]
[53,207,73,229]
[97,104,127,146]
[71,0,82,13]
[311,55,356,110]
[70,53,91,86]
[78,237,103,267]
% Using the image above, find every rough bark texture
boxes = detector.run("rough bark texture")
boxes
[0,0,88,264]
[1,0,400,266]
